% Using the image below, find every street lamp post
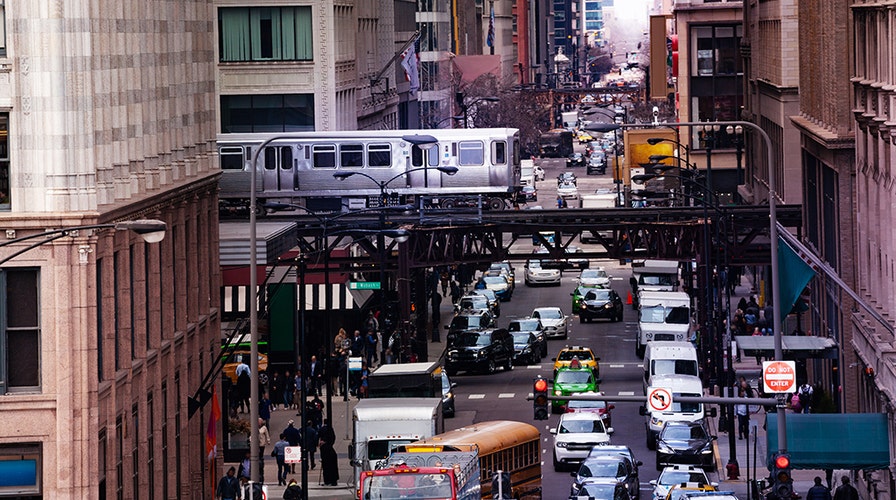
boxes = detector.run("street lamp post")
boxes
[334,164,458,363]
[726,125,744,203]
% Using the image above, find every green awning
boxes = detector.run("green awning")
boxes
[766,413,890,470]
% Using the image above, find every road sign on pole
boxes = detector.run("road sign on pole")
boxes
[349,281,381,290]
[284,446,303,464]
[763,360,797,393]
[647,387,673,412]
[348,357,363,371]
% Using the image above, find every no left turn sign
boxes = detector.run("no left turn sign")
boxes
[647,387,673,412]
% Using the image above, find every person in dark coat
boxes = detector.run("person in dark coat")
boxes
[318,418,336,447]
[282,420,301,473]
[320,437,340,486]
[282,479,302,500]
[806,476,832,500]
[833,476,859,500]
[216,466,241,500]
[301,420,319,469]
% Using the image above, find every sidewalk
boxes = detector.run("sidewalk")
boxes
[223,301,457,498]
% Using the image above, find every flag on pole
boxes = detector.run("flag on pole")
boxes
[486,4,495,48]
[206,388,221,461]
[776,236,816,324]
[400,43,420,97]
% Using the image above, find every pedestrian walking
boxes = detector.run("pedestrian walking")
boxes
[308,355,323,396]
[269,372,282,411]
[237,451,251,481]
[365,329,378,368]
[806,476,832,500]
[320,437,340,486]
[283,420,301,474]
[833,476,859,500]
[235,357,251,413]
[301,420,319,470]
[272,434,290,486]
[799,383,814,413]
[258,418,271,482]
[284,370,295,409]
[735,390,749,439]
[450,280,462,305]
[216,466,241,500]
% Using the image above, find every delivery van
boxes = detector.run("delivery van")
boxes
[635,291,693,358]
[640,374,715,450]
[643,341,699,394]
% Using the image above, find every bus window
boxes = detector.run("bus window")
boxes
[458,141,484,165]
[493,141,507,165]
[219,147,245,170]
[368,143,391,167]
[312,144,336,168]
[340,143,364,168]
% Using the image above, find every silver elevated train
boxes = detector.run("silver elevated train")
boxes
[217,128,522,214]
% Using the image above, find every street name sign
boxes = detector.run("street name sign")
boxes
[350,281,381,290]
[763,360,797,393]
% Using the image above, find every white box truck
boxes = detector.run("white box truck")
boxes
[636,291,693,358]
[350,398,444,487]
[643,341,699,394]
[629,260,680,306]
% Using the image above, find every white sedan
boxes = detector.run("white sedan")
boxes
[557,180,579,200]
[532,306,569,339]
[649,465,717,500]
[551,412,613,471]
[524,259,561,286]
[577,267,611,288]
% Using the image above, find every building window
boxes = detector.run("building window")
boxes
[99,430,107,498]
[161,382,168,500]
[0,443,41,496]
[115,416,124,500]
[132,404,139,500]
[220,94,315,133]
[2,269,40,393]
[219,7,313,62]
[0,113,9,210]
[147,393,155,500]
[691,25,742,77]
[96,259,104,381]
[0,1,6,58]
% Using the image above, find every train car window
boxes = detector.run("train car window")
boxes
[219,147,245,170]
[428,145,440,167]
[458,141,485,166]
[492,141,507,165]
[312,144,336,168]
[263,147,277,170]
[368,144,391,167]
[411,144,423,167]
[340,144,364,168]
[279,146,292,169]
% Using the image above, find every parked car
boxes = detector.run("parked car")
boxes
[655,421,717,471]
[445,328,514,375]
[551,412,612,471]
[507,317,547,358]
[575,288,625,323]
[524,259,561,286]
[551,367,599,413]
[444,308,495,346]
[577,267,611,288]
[567,152,586,168]
[532,306,569,338]
[570,455,639,499]
[650,465,717,500]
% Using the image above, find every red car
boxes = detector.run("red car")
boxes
[566,392,614,429]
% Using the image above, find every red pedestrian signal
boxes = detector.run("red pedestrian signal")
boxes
[533,377,549,420]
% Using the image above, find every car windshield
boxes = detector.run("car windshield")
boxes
[535,309,562,319]
[671,393,702,413]
[663,425,707,441]
[559,418,606,434]
[641,305,690,324]
[585,290,612,301]
[528,260,543,269]
[450,316,473,329]
[483,276,506,286]
[640,274,678,286]
[579,483,617,498]
[456,332,491,347]
[579,461,624,478]
[558,351,593,361]
[511,332,533,344]
[556,370,593,384]
[366,474,453,499]
[509,319,540,332]
[568,399,607,410]
[458,297,485,309]
[659,470,709,486]
[474,290,496,301]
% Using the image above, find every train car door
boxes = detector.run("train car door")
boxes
[407,143,442,189]
[261,145,295,192]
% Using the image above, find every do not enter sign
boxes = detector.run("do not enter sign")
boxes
[763,360,797,393]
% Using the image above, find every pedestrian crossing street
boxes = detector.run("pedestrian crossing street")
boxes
[464,362,643,400]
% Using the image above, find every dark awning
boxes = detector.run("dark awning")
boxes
[766,414,890,470]
[735,335,838,359]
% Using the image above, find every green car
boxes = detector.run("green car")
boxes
[552,367,598,413]
[570,286,593,313]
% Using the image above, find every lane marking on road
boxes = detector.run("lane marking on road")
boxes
[609,364,626,368]
[468,394,485,399]
[618,391,635,396]
[527,365,543,369]
[498,393,515,398]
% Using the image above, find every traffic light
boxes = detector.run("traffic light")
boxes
[533,377,549,420]
[772,453,793,499]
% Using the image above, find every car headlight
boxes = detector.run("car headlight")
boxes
[448,349,457,356]
[700,444,713,454]
[555,390,562,396]
[555,441,568,448]
[604,303,613,309]
[475,350,484,358]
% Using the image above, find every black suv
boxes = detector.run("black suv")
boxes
[445,328,514,375]
[445,309,495,346]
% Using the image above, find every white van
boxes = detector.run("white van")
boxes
[636,291,693,358]
[641,374,713,449]
[630,260,680,306]
[643,341,699,394]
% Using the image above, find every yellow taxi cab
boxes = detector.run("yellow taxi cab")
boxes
[552,345,600,379]
[222,351,269,385]
[665,482,719,500]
